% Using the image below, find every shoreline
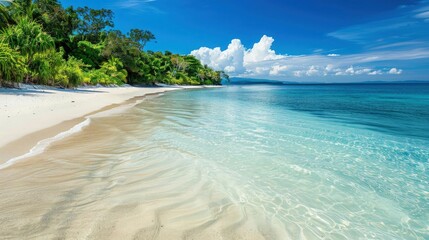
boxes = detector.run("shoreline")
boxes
[0,85,220,167]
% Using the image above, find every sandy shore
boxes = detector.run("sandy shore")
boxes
[0,89,287,239]
[0,85,212,163]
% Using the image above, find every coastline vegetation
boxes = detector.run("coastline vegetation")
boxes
[0,0,228,88]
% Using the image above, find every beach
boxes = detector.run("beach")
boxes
[0,85,208,165]
[0,84,427,239]
[0,85,289,240]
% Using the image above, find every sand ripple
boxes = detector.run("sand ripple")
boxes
[0,104,287,239]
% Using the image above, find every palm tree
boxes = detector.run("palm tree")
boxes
[8,0,37,20]
[0,0,13,29]
[1,17,54,57]
[1,17,54,82]
[0,43,26,86]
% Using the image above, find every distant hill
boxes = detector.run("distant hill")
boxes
[228,78,299,85]
[227,78,429,85]
[357,80,429,84]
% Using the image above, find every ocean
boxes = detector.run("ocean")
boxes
[0,83,428,239]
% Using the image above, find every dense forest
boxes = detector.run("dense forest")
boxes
[0,0,228,88]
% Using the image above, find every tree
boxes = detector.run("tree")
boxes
[55,56,86,87]
[128,29,155,50]
[0,17,54,58]
[70,40,104,68]
[184,55,202,77]
[75,6,114,42]
[99,57,127,85]
[220,71,230,83]
[102,30,145,83]
[0,17,55,82]
[29,48,65,85]
[171,55,189,75]
[34,0,76,45]
[8,0,35,19]
[0,42,26,86]
[0,0,222,87]
[0,1,13,29]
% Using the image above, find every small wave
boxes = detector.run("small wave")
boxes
[0,118,91,170]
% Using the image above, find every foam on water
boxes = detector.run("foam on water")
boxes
[0,84,428,239]
[0,118,91,170]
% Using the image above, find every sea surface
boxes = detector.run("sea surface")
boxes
[0,83,428,239]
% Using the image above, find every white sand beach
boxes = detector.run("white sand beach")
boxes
[0,85,193,163]
[0,86,288,240]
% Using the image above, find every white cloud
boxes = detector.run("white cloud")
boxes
[334,67,389,76]
[190,39,245,74]
[355,68,372,75]
[306,65,320,76]
[191,35,285,76]
[325,64,334,72]
[116,0,156,8]
[269,65,289,76]
[345,66,355,75]
[389,68,403,75]
[293,71,305,77]
[368,70,383,75]
[113,0,162,13]
[244,35,284,63]
[415,11,429,19]
[190,35,425,79]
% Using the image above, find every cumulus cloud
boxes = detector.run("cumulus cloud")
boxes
[368,70,383,75]
[389,68,403,75]
[244,35,284,63]
[190,35,423,79]
[191,39,245,74]
[269,65,289,76]
[191,35,284,75]
[306,65,320,76]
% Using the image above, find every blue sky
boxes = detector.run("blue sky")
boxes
[61,0,429,82]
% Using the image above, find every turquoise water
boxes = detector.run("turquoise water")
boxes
[1,83,428,239]
[150,84,429,239]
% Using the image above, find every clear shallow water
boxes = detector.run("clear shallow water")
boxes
[0,84,428,239]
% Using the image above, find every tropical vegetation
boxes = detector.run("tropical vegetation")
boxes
[0,0,228,87]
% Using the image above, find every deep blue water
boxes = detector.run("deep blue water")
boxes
[226,83,429,140]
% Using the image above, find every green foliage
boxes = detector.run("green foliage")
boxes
[55,56,86,87]
[99,57,127,85]
[71,40,104,68]
[82,57,127,86]
[30,48,63,84]
[0,42,26,85]
[128,51,225,85]
[102,30,145,83]
[0,17,55,83]
[75,6,114,42]
[128,28,155,50]
[0,17,54,59]
[0,0,224,88]
[8,0,37,20]
[33,0,76,44]
[0,2,13,30]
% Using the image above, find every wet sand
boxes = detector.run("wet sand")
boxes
[0,86,213,164]
[0,99,287,239]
